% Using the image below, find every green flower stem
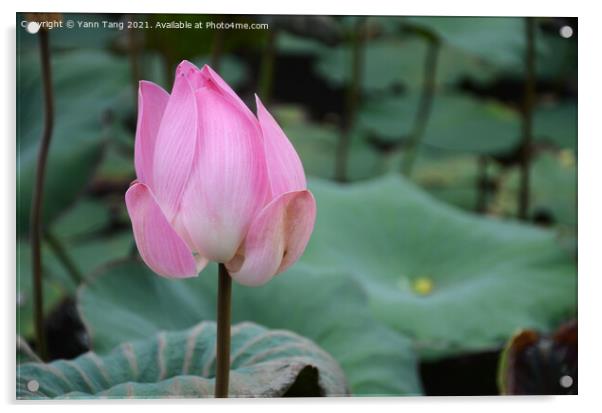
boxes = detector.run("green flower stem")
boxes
[335,17,365,183]
[402,37,440,177]
[30,28,54,361]
[215,263,232,398]
[44,231,85,285]
[518,17,536,220]
[475,156,489,213]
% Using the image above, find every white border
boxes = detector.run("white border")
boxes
[1,0,583,16]
[3,1,600,412]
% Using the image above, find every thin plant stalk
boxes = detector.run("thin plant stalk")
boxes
[44,231,85,285]
[518,17,536,220]
[475,156,489,213]
[215,263,232,398]
[402,38,440,177]
[335,17,365,183]
[30,28,54,361]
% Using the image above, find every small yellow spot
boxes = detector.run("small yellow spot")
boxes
[558,149,575,169]
[412,276,434,296]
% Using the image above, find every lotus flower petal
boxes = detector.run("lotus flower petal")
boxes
[179,81,270,263]
[151,61,198,221]
[125,182,203,278]
[134,81,169,187]
[177,61,256,124]
[175,60,203,88]
[256,95,307,197]
[200,64,256,121]
[226,190,316,286]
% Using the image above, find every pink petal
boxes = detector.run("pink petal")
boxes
[200,64,254,118]
[125,182,204,278]
[134,81,169,187]
[226,190,316,287]
[179,82,270,263]
[176,60,204,89]
[179,61,256,124]
[255,95,307,197]
[151,61,198,221]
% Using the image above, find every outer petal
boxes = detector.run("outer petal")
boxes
[179,82,270,263]
[226,190,316,287]
[200,64,255,120]
[176,60,204,89]
[151,61,198,221]
[179,62,256,125]
[125,182,204,278]
[134,81,169,186]
[256,95,307,197]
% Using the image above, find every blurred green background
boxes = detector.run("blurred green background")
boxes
[16,14,577,397]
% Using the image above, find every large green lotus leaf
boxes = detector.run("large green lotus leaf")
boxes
[358,93,418,142]
[423,94,521,154]
[17,321,348,399]
[491,152,577,228]
[534,103,577,150]
[60,232,134,277]
[373,16,538,73]
[358,93,521,154]
[274,105,384,182]
[412,150,482,211]
[44,231,134,289]
[50,198,112,241]
[17,49,130,234]
[436,43,500,86]
[317,37,500,93]
[404,17,526,68]
[314,39,427,92]
[314,37,495,92]
[342,141,483,212]
[299,175,576,359]
[77,261,422,396]
[378,148,485,213]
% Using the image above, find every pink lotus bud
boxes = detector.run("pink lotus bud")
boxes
[125,61,316,286]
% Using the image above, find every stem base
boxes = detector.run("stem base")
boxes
[215,263,232,398]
